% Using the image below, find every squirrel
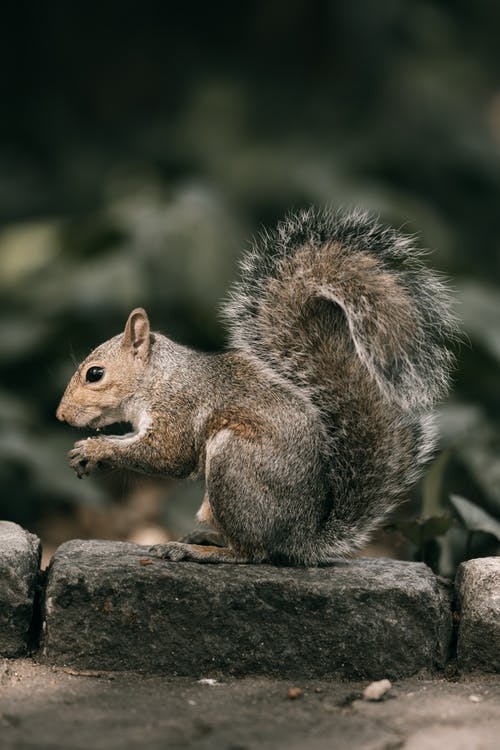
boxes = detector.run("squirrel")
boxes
[56,207,456,565]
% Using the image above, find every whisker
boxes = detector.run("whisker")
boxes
[67,340,79,368]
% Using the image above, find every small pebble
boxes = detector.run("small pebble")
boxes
[287,687,303,700]
[469,695,481,703]
[363,679,392,701]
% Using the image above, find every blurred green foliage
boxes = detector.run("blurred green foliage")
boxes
[0,1,499,571]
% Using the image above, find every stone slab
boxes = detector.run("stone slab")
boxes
[456,556,500,673]
[0,521,42,656]
[41,540,452,678]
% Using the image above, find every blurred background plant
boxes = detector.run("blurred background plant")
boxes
[0,0,499,571]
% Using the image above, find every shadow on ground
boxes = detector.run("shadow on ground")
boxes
[1,659,499,750]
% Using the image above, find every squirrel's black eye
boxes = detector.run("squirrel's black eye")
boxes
[86,366,105,383]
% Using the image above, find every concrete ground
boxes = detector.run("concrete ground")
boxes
[0,660,499,750]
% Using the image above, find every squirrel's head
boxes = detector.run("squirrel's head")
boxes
[56,308,153,429]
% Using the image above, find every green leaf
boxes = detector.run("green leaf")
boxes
[421,451,450,517]
[396,520,421,546]
[395,515,452,546]
[420,515,453,542]
[450,494,500,541]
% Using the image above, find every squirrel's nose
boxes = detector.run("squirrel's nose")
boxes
[56,404,66,422]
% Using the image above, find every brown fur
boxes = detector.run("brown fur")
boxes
[196,493,214,524]
[205,409,263,441]
[57,209,457,565]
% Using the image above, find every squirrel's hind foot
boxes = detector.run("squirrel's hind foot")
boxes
[148,541,251,564]
[179,529,226,547]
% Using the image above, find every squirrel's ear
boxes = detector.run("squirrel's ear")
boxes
[123,308,151,360]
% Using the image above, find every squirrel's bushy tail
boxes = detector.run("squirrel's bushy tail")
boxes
[224,207,456,412]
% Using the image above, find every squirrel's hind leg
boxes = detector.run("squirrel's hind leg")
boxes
[179,491,227,547]
[148,541,252,563]
[179,528,226,547]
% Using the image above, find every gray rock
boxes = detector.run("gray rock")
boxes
[42,540,452,678]
[456,557,500,673]
[0,521,42,657]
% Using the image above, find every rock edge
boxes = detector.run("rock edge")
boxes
[456,556,500,673]
[0,521,42,657]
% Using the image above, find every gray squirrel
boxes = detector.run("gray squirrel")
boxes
[56,207,456,564]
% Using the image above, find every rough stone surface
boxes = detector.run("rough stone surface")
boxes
[456,556,500,673]
[42,540,452,678]
[0,521,42,657]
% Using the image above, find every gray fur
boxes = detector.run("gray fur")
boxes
[224,207,457,410]
[58,208,457,565]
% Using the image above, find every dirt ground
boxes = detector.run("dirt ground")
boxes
[0,659,499,750]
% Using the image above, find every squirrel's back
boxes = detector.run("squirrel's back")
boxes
[223,208,457,554]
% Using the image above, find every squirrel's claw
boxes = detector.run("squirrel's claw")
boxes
[68,439,103,478]
[68,448,90,478]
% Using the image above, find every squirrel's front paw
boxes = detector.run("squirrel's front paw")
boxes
[68,438,106,478]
